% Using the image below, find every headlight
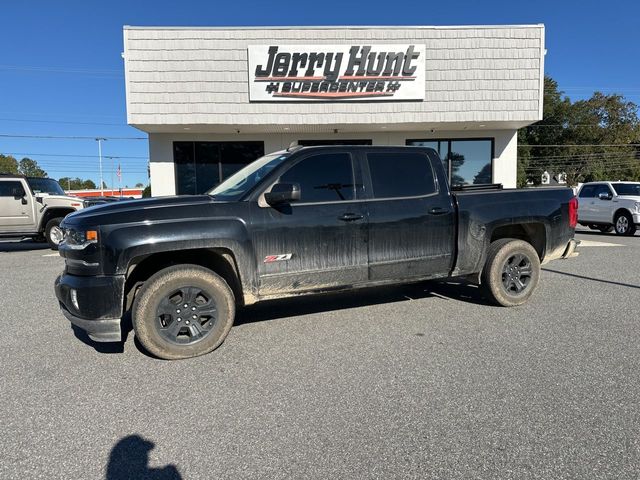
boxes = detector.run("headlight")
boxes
[63,228,99,249]
[635,202,640,213]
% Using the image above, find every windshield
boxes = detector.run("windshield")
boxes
[208,152,290,201]
[27,178,66,195]
[612,183,640,196]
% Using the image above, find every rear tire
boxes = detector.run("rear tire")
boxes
[132,264,235,360]
[614,211,636,236]
[481,238,541,307]
[45,217,64,250]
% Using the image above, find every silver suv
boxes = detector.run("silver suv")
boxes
[0,175,85,249]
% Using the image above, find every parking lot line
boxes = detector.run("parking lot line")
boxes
[577,239,624,247]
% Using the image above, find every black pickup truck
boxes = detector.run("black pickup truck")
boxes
[55,146,578,359]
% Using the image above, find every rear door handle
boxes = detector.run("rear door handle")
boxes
[338,213,364,222]
[428,207,449,215]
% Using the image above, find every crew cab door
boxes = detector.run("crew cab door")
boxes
[361,149,456,280]
[577,184,597,222]
[591,184,615,222]
[0,179,35,232]
[251,151,368,296]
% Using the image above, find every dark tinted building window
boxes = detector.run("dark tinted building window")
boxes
[0,181,24,197]
[406,138,493,186]
[174,141,264,195]
[367,152,436,198]
[280,153,355,203]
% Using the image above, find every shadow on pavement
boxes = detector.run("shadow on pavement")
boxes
[73,280,492,358]
[543,267,640,290]
[575,228,638,238]
[106,435,182,480]
[71,314,132,354]
[236,279,492,326]
[0,238,50,252]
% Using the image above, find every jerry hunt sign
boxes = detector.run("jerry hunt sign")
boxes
[248,44,425,102]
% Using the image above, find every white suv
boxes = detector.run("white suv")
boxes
[577,181,640,235]
[0,175,85,248]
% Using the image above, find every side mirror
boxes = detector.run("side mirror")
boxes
[12,190,26,204]
[264,183,301,206]
[598,192,612,200]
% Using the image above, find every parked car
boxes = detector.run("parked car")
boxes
[82,196,127,208]
[577,181,640,235]
[0,174,85,249]
[55,146,578,359]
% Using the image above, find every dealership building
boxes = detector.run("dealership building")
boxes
[123,24,545,195]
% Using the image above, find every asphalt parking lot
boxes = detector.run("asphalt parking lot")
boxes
[1,228,638,479]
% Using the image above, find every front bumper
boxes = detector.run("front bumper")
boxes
[59,305,121,342]
[633,212,640,226]
[54,273,125,342]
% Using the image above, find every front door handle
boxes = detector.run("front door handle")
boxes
[428,207,449,215]
[338,213,364,222]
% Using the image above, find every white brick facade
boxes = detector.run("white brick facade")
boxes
[123,25,545,193]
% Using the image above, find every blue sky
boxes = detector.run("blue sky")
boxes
[1,0,639,189]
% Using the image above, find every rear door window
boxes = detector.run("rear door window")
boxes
[366,152,436,199]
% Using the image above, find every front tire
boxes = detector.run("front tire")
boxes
[45,217,64,250]
[481,238,541,307]
[614,211,636,236]
[132,265,235,360]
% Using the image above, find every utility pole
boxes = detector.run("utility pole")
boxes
[107,156,114,197]
[96,138,106,195]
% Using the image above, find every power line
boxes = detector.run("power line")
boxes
[0,118,128,127]
[0,111,122,119]
[522,152,639,161]
[0,133,146,140]
[2,152,148,160]
[0,64,122,75]
[523,161,640,169]
[520,154,640,162]
[524,124,639,128]
[519,144,640,148]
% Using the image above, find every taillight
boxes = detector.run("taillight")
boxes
[569,197,578,228]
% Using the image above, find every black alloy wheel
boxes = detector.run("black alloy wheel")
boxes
[481,238,541,307]
[132,265,236,360]
[155,286,218,345]
[501,253,533,295]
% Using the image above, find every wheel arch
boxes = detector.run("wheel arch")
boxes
[123,248,245,314]
[613,207,633,222]
[39,208,76,232]
[489,222,546,260]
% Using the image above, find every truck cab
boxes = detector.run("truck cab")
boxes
[0,175,85,248]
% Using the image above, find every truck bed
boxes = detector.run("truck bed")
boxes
[452,187,576,276]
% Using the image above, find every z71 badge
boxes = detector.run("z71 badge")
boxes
[263,254,293,263]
